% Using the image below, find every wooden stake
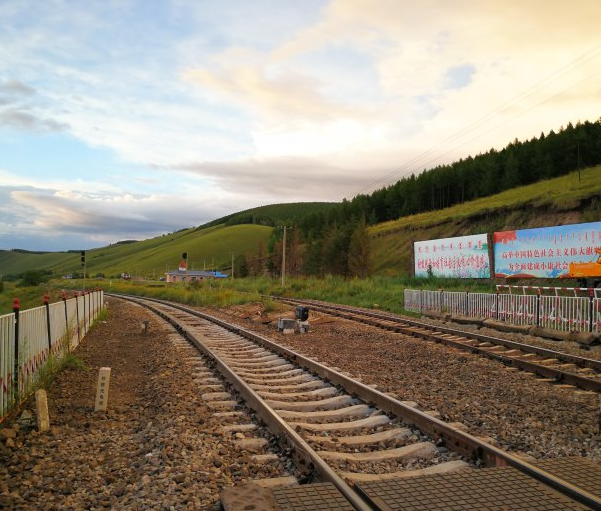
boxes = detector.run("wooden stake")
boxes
[35,389,50,432]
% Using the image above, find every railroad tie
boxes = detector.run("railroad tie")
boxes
[341,460,470,483]
[318,441,437,463]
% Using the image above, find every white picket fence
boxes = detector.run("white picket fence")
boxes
[404,288,601,335]
[0,290,104,422]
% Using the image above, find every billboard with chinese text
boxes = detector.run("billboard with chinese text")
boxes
[414,234,490,278]
[494,221,601,278]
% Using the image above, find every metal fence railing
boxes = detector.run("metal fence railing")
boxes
[404,287,601,335]
[498,293,537,326]
[594,298,601,335]
[540,295,590,332]
[1,290,104,422]
[468,292,497,319]
[0,313,15,422]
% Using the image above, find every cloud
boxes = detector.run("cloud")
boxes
[0,79,35,96]
[177,156,391,200]
[0,78,67,132]
[1,0,601,252]
[184,48,370,123]
[0,107,67,132]
[0,180,255,250]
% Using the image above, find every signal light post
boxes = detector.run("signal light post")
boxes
[182,252,188,282]
[81,250,86,292]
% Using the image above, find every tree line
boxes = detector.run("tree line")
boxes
[237,119,601,279]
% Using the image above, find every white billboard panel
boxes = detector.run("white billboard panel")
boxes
[414,234,490,278]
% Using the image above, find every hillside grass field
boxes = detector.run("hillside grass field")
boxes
[370,165,601,275]
[1,164,599,312]
[0,223,273,279]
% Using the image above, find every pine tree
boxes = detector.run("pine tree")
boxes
[348,216,371,278]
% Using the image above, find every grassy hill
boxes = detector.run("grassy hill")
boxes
[1,168,600,281]
[370,165,601,275]
[0,202,336,279]
[0,223,273,278]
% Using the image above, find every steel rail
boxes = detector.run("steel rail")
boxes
[278,297,601,392]
[110,292,601,510]
[109,294,373,511]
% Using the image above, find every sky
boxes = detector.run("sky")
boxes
[1,0,600,251]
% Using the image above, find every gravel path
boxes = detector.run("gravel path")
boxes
[213,303,601,464]
[0,298,292,510]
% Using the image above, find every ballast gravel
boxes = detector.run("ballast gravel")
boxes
[212,303,601,465]
[0,298,291,510]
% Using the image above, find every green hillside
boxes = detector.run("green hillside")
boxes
[0,201,335,278]
[370,165,601,275]
[199,202,337,229]
[0,224,273,278]
[2,168,600,281]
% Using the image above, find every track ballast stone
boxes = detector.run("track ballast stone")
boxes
[0,298,291,510]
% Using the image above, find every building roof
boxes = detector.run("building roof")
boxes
[166,270,229,278]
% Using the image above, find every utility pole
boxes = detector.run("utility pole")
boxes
[231,253,235,279]
[578,141,581,182]
[280,226,288,288]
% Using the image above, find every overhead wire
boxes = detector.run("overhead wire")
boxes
[351,42,601,197]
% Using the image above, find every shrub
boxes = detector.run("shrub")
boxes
[18,270,47,287]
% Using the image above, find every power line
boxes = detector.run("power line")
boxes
[351,42,601,197]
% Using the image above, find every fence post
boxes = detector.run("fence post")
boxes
[62,292,68,332]
[589,289,594,333]
[74,291,81,342]
[495,292,499,320]
[13,297,20,398]
[419,289,423,314]
[464,291,469,316]
[536,289,541,327]
[83,290,87,335]
[439,288,444,314]
[44,293,52,353]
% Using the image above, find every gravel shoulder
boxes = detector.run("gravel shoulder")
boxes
[0,298,288,510]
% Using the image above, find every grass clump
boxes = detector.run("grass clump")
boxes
[31,346,87,392]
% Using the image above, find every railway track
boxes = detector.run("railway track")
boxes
[277,297,601,393]
[110,293,601,510]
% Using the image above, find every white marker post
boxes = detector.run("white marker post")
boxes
[35,389,50,432]
[94,367,111,412]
